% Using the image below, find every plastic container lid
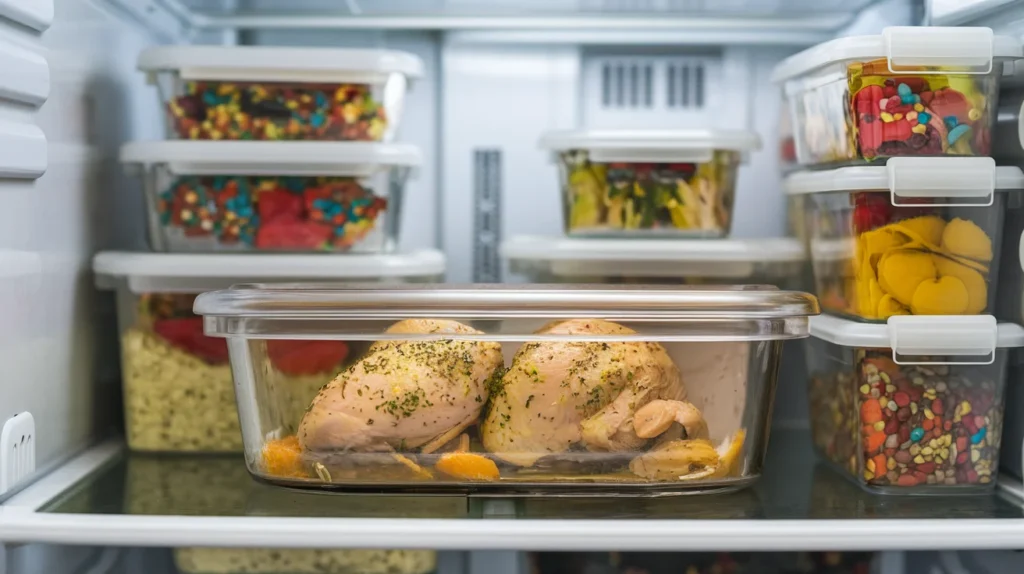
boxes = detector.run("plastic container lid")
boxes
[784,157,1024,207]
[771,26,1023,84]
[810,314,1024,365]
[120,141,421,177]
[195,284,820,341]
[138,46,424,83]
[538,129,761,163]
[93,250,445,293]
[501,236,805,279]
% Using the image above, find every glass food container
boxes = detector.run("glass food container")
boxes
[194,284,818,495]
[138,46,423,142]
[93,250,445,453]
[538,130,761,238]
[121,141,420,253]
[805,313,1024,494]
[501,236,807,289]
[772,26,1022,167]
[785,157,1024,322]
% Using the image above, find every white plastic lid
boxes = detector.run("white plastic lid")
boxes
[784,157,1024,207]
[501,236,804,279]
[771,27,1022,84]
[538,129,762,163]
[138,46,424,83]
[810,314,1024,365]
[93,250,445,293]
[119,141,421,177]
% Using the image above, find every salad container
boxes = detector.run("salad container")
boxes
[539,130,761,238]
[138,46,423,142]
[93,250,444,453]
[785,157,1024,322]
[772,27,1021,167]
[501,236,806,289]
[805,313,1024,493]
[121,141,420,253]
[194,284,818,495]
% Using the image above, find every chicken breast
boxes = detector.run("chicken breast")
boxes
[298,319,504,453]
[481,319,704,467]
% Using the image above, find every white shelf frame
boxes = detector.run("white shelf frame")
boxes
[96,0,876,45]
[3,440,1024,551]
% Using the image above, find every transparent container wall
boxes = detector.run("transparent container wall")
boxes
[780,95,798,173]
[174,548,437,574]
[784,59,1000,167]
[141,164,406,253]
[508,261,807,290]
[805,337,1007,493]
[555,150,740,238]
[238,320,783,494]
[806,190,1004,321]
[1001,359,1024,480]
[153,71,408,142]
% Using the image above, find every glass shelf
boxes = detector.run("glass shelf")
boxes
[39,430,1024,521]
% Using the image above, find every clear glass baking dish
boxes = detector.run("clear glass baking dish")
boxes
[121,141,420,253]
[194,284,818,495]
[538,130,761,238]
[786,157,1024,321]
[501,236,807,289]
[805,313,1024,494]
[138,46,423,142]
[94,251,444,453]
[772,27,1021,167]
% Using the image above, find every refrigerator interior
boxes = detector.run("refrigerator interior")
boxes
[5,0,1024,572]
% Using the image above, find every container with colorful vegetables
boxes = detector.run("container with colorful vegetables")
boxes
[772,27,1021,167]
[539,130,761,238]
[806,313,1024,493]
[786,157,1023,322]
[121,141,420,253]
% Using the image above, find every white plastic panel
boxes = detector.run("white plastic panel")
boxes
[0,119,45,179]
[0,37,49,105]
[0,0,53,31]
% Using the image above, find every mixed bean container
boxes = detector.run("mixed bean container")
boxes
[773,26,1024,494]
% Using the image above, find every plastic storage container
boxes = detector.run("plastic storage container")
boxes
[805,313,1024,493]
[772,27,1022,167]
[138,46,423,142]
[785,157,1024,321]
[501,236,806,288]
[194,285,818,494]
[94,250,444,453]
[121,141,420,253]
[538,130,761,238]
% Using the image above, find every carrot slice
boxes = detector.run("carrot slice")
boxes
[262,435,307,478]
[436,452,500,481]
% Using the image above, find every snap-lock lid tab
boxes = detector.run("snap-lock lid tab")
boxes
[887,315,997,365]
[887,157,996,207]
[884,27,995,74]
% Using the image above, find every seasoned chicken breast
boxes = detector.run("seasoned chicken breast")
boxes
[481,319,706,467]
[298,319,504,453]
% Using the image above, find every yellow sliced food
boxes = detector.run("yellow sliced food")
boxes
[933,254,988,314]
[911,276,969,315]
[877,249,938,307]
[711,429,747,478]
[436,452,500,481]
[941,218,993,262]
[894,215,946,247]
[876,294,910,320]
[629,439,720,481]
[392,453,434,480]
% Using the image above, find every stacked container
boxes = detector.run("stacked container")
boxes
[102,46,441,574]
[774,26,1024,493]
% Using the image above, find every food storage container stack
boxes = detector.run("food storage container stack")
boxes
[774,26,1024,491]
[195,285,819,494]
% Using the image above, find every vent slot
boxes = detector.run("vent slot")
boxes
[584,53,720,128]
